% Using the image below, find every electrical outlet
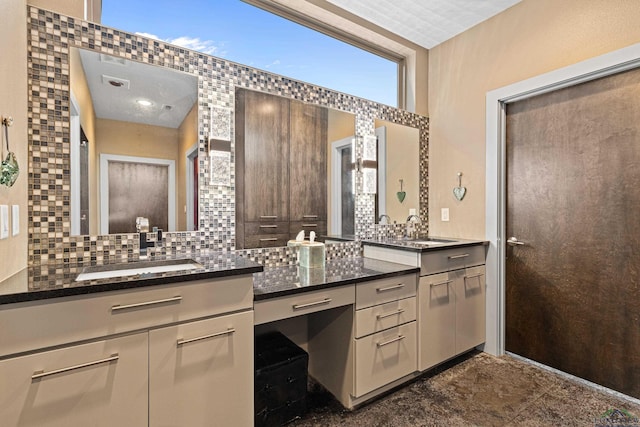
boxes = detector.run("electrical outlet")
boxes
[0,205,8,239]
[12,205,19,236]
[441,207,450,222]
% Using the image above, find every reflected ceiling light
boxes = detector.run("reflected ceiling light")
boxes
[137,99,153,107]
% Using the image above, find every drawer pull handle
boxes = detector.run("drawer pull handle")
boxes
[259,225,278,229]
[259,238,278,242]
[303,215,318,219]
[448,254,470,260]
[376,283,405,293]
[32,354,119,380]
[376,309,405,320]
[111,295,182,312]
[431,280,453,288]
[260,215,278,220]
[376,335,406,348]
[177,328,236,346]
[464,273,484,280]
[302,223,318,227]
[293,298,332,310]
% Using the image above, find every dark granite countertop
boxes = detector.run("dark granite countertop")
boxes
[253,257,419,301]
[361,236,489,253]
[0,252,263,305]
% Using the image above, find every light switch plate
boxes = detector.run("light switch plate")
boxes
[441,207,450,222]
[0,205,9,239]
[12,205,19,236]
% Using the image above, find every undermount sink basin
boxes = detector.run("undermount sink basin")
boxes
[75,259,203,282]
[402,238,455,246]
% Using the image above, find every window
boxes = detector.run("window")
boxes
[102,0,399,106]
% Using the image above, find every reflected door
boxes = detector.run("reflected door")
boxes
[330,137,355,235]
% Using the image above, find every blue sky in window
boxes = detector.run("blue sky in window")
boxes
[101,0,397,106]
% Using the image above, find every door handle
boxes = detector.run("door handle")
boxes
[507,237,525,246]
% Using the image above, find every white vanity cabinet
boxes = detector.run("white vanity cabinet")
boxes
[0,274,255,427]
[353,274,417,398]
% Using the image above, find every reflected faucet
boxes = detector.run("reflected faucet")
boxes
[406,214,421,239]
[378,214,391,224]
[137,217,162,259]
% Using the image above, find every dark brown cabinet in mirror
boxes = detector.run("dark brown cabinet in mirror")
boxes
[235,88,353,248]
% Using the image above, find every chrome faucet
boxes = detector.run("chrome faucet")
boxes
[405,214,421,239]
[137,217,162,259]
[378,214,391,224]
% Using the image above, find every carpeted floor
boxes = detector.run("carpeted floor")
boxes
[291,351,640,427]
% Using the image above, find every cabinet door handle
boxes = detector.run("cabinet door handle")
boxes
[260,215,278,220]
[448,254,470,260]
[376,283,405,293]
[302,223,318,227]
[111,295,182,312]
[303,215,318,219]
[292,298,332,310]
[376,335,406,348]
[376,309,405,320]
[259,238,278,242]
[430,280,453,288]
[259,225,278,229]
[177,328,236,346]
[464,273,484,280]
[32,354,119,380]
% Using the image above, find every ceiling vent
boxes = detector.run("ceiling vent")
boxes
[101,74,130,89]
[100,53,127,66]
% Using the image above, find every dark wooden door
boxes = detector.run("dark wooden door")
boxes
[505,67,640,398]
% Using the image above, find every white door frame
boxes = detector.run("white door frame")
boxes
[330,136,355,235]
[70,92,81,236]
[100,154,176,234]
[375,126,387,218]
[485,42,640,356]
[185,143,198,232]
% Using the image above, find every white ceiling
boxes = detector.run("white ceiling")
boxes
[326,0,522,49]
[77,49,198,129]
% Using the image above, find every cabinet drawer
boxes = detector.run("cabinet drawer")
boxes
[289,221,327,235]
[245,234,289,248]
[355,274,417,310]
[0,275,254,358]
[254,285,355,325]
[149,311,254,427]
[355,296,416,338]
[420,245,485,275]
[245,221,289,235]
[0,333,148,427]
[353,321,417,397]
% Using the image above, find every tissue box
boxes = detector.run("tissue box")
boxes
[299,242,325,268]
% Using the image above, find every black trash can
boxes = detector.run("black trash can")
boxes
[255,331,308,427]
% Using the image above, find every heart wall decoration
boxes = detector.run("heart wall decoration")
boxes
[397,179,406,203]
[453,172,466,201]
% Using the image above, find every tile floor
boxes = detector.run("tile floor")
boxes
[292,351,640,427]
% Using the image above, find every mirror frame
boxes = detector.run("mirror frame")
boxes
[26,6,428,266]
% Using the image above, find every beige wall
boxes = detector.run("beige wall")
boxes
[94,119,180,231]
[177,103,198,231]
[376,120,419,224]
[0,0,27,282]
[428,0,640,239]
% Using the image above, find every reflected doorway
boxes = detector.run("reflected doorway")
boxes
[330,137,355,236]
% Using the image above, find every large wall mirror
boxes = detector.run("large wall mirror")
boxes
[374,119,420,224]
[69,47,199,236]
[26,7,428,265]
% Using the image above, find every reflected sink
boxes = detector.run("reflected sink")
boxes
[75,259,203,282]
[402,238,455,247]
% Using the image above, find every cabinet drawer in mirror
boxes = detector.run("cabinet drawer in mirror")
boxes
[355,274,417,310]
[420,245,485,275]
[355,296,416,338]
[353,321,417,398]
[254,285,355,325]
[245,222,289,235]
[244,234,289,248]
[289,221,327,234]
[0,275,254,358]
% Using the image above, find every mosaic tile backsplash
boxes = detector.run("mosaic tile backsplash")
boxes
[26,7,429,267]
